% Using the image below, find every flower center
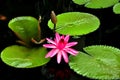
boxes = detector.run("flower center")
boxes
[57,39,66,50]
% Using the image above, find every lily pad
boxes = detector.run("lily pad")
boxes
[73,0,119,9]
[69,45,120,79]
[48,12,100,36]
[113,3,120,14]
[8,16,40,45]
[1,45,50,68]
[72,0,89,5]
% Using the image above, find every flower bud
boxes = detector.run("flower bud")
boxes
[51,11,57,24]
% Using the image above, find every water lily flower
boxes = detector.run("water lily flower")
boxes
[43,33,78,64]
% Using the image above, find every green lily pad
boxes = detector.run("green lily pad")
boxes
[73,0,119,9]
[72,0,89,5]
[69,45,120,79]
[113,3,120,14]
[48,12,100,36]
[8,16,40,45]
[1,45,50,68]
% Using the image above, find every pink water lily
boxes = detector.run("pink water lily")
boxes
[43,33,78,64]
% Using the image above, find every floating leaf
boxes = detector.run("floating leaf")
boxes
[8,16,40,45]
[73,0,119,9]
[72,0,89,5]
[69,45,120,79]
[48,12,100,36]
[113,3,120,14]
[1,45,50,68]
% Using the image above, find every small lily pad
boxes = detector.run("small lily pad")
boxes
[69,45,120,79]
[1,45,50,68]
[113,3,120,14]
[73,0,119,9]
[48,12,100,36]
[8,16,40,45]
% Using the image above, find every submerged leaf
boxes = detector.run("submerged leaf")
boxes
[48,12,100,36]
[69,45,120,79]
[8,16,41,45]
[1,45,50,68]
[113,3,120,14]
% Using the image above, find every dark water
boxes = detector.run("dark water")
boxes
[0,0,120,80]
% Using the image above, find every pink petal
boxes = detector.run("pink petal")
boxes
[50,49,59,57]
[64,48,78,56]
[61,35,64,39]
[43,44,56,48]
[65,42,78,48]
[57,51,62,64]
[45,49,58,58]
[61,51,69,63]
[64,35,70,42]
[55,33,61,43]
[46,38,56,45]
